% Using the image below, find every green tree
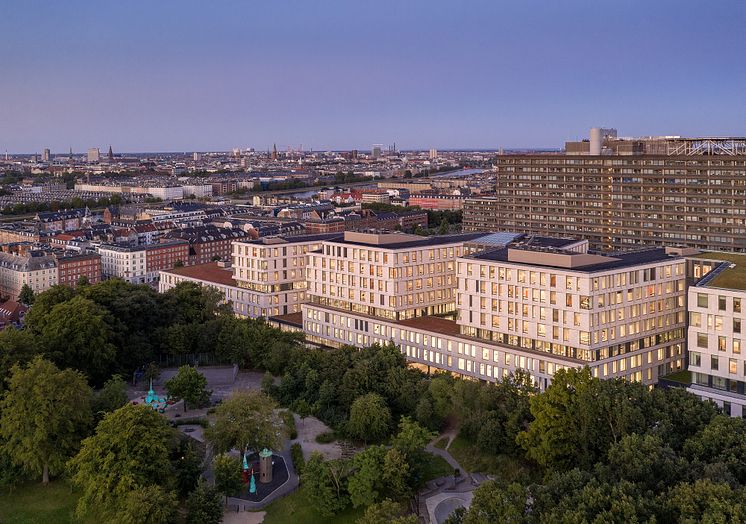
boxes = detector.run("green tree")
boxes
[92,374,128,420]
[186,480,223,524]
[605,433,682,492]
[81,279,166,373]
[463,480,530,524]
[392,416,435,456]
[37,295,117,385]
[348,446,411,507]
[517,367,647,471]
[0,327,40,390]
[164,365,210,412]
[302,453,351,517]
[261,370,274,395]
[205,390,283,453]
[76,275,90,287]
[68,404,176,519]
[664,480,746,523]
[293,398,312,428]
[438,218,449,235]
[23,284,76,334]
[0,357,91,484]
[144,361,161,383]
[173,439,202,497]
[118,484,178,524]
[683,415,746,484]
[18,284,34,305]
[213,453,244,503]
[358,498,417,524]
[347,393,391,443]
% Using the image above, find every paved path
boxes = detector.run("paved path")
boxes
[425,431,465,475]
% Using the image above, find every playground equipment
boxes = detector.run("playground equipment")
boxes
[143,379,168,412]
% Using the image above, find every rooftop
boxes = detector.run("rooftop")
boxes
[471,247,678,272]
[332,232,486,250]
[691,252,746,290]
[161,262,237,287]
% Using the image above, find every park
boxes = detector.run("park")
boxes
[1,280,746,523]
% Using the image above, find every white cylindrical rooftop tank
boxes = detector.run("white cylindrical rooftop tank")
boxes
[590,128,602,155]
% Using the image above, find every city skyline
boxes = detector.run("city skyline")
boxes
[2,0,746,152]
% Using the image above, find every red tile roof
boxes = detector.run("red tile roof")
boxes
[162,262,237,286]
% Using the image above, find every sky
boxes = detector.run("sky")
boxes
[1,0,745,153]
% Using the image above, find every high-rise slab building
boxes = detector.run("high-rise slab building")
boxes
[87,147,100,163]
[463,130,746,253]
[42,148,50,162]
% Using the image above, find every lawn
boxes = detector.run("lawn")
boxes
[420,451,455,481]
[0,481,88,524]
[432,437,449,450]
[692,252,746,290]
[260,488,365,524]
[660,370,692,385]
[447,435,538,482]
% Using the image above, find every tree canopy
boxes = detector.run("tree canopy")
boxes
[164,365,210,412]
[205,390,283,453]
[0,357,91,484]
[68,404,177,519]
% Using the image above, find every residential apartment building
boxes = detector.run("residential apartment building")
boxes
[165,226,249,265]
[0,251,57,299]
[409,193,464,210]
[686,253,746,417]
[56,252,102,287]
[36,209,88,232]
[99,239,189,284]
[462,132,746,252]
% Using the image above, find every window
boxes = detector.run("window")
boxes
[711,355,719,371]
[719,336,727,352]
[697,293,708,308]
[736,319,742,334]
[690,351,701,367]
[719,296,727,311]
[730,359,738,374]
[697,333,708,349]
[734,339,741,355]
[735,297,742,313]
[690,312,702,327]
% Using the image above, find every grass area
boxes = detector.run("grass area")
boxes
[660,370,692,384]
[280,409,298,440]
[692,252,746,290]
[448,435,538,482]
[315,431,336,444]
[261,488,364,524]
[420,452,455,481]
[0,480,98,524]
[433,437,449,450]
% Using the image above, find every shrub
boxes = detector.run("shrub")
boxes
[315,431,336,444]
[291,443,305,476]
[281,409,298,440]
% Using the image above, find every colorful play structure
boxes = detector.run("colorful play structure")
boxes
[242,448,274,495]
[139,379,170,413]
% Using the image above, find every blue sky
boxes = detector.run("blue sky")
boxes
[1,0,745,152]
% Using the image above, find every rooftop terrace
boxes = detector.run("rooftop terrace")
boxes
[692,252,746,291]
